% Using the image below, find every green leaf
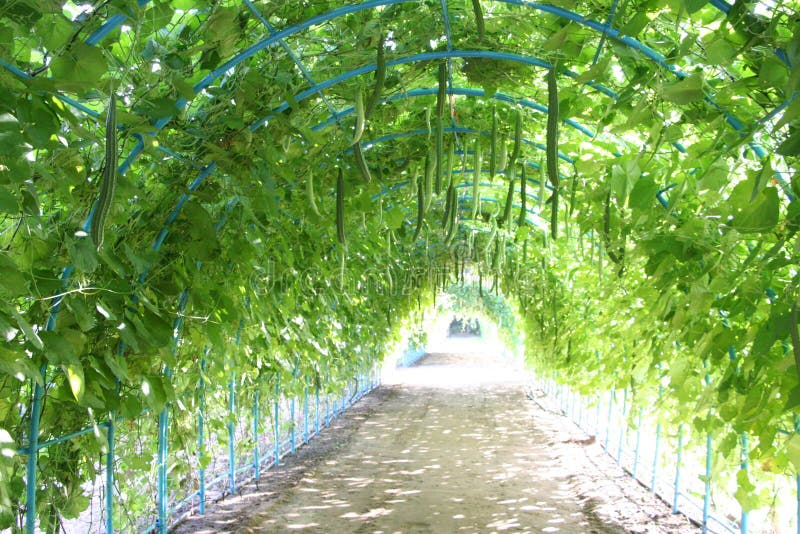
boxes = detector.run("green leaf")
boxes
[0,346,42,384]
[785,434,800,473]
[64,363,84,401]
[662,72,704,104]
[0,113,23,156]
[67,235,99,273]
[103,351,129,382]
[142,374,168,411]
[385,206,404,230]
[734,468,762,511]
[732,186,779,234]
[777,128,800,157]
[50,43,108,87]
[39,330,83,365]
[0,188,18,213]
[705,37,737,65]
[629,175,659,210]
[542,25,571,51]
[0,254,26,297]
[142,97,180,120]
[682,0,706,14]
[120,395,143,419]
[759,56,789,90]
[619,12,650,36]
[10,308,42,350]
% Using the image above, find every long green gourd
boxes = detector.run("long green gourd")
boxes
[518,163,527,226]
[507,108,521,173]
[353,142,372,183]
[424,152,435,212]
[351,89,365,146]
[472,0,485,38]
[489,106,497,181]
[435,61,447,194]
[336,168,346,244]
[500,164,515,227]
[364,34,386,119]
[472,138,481,220]
[90,92,117,250]
[546,65,560,239]
[413,176,425,241]
[306,170,320,217]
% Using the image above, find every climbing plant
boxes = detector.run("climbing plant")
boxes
[0,0,799,530]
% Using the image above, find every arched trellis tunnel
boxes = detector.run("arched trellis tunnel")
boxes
[0,0,799,532]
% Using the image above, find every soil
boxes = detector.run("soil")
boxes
[172,347,699,533]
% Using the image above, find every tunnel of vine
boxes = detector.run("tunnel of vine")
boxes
[0,0,799,532]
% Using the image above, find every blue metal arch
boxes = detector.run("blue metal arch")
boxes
[250,49,617,132]
[349,126,576,164]
[2,0,782,157]
[402,193,549,229]
[313,86,600,140]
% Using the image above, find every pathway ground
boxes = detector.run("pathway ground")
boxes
[174,341,698,533]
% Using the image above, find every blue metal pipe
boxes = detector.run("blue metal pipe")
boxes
[591,0,620,65]
[85,1,151,45]
[740,433,749,534]
[595,395,602,437]
[303,386,309,444]
[312,87,599,141]
[254,390,260,481]
[274,376,280,467]
[704,432,712,533]
[703,370,712,533]
[353,126,575,164]
[105,420,115,534]
[605,390,614,450]
[157,404,169,534]
[674,424,684,514]
[633,409,642,480]
[315,387,320,436]
[652,421,661,493]
[617,389,628,464]
[290,398,296,455]
[228,370,236,493]
[243,0,342,126]
[254,50,616,132]
[198,357,206,515]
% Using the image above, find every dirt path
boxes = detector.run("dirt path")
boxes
[174,347,698,533]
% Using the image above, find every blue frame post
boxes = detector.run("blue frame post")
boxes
[253,390,260,481]
[198,358,206,515]
[633,408,642,480]
[326,394,331,426]
[595,394,602,436]
[105,421,115,534]
[274,375,280,466]
[617,389,628,465]
[303,385,309,444]
[796,415,800,534]
[703,370,712,533]
[796,471,799,534]
[740,433,749,534]
[157,404,169,534]
[703,432,712,533]
[290,397,296,455]
[25,375,45,534]
[315,386,320,435]
[228,370,236,494]
[673,424,684,514]
[652,420,661,494]
[605,390,614,450]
